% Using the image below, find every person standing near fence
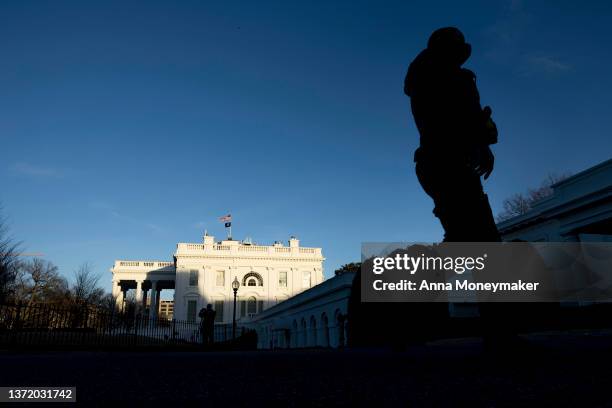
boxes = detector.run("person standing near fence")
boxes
[199,304,216,346]
[198,307,207,345]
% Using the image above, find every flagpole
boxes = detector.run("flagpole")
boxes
[220,213,232,240]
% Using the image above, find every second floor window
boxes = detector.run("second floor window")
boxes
[216,270,225,286]
[189,270,198,286]
[279,271,287,287]
[242,272,263,287]
[302,271,311,289]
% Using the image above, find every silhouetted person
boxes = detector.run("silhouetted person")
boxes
[404,27,500,242]
[405,28,513,350]
[198,304,216,346]
[198,307,206,344]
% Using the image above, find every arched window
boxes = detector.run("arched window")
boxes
[292,320,298,348]
[321,312,330,347]
[242,272,263,287]
[247,296,257,315]
[309,316,317,347]
[335,309,346,347]
[301,318,307,347]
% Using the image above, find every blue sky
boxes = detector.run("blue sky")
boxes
[2,0,611,295]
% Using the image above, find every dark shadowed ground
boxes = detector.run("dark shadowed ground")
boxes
[1,330,612,406]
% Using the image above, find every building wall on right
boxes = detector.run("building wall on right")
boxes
[497,158,612,242]
[247,272,354,350]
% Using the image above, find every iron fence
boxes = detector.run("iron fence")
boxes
[0,302,247,349]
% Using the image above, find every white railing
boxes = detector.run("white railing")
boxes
[119,261,140,267]
[116,261,174,268]
[239,246,268,252]
[174,243,322,257]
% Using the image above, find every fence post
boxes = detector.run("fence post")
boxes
[134,314,140,346]
[109,305,115,343]
[11,302,22,346]
[81,304,88,345]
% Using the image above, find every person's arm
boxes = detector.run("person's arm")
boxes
[481,106,498,145]
[460,70,497,179]
[458,70,493,143]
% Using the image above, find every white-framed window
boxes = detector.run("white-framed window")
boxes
[189,270,198,286]
[242,272,263,287]
[216,270,225,287]
[186,300,197,322]
[279,271,287,287]
[247,296,257,315]
[214,300,224,323]
[302,271,311,289]
[240,297,263,317]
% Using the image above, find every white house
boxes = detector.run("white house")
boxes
[110,235,325,323]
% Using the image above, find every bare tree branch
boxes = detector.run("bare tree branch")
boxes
[71,262,104,305]
[497,172,572,222]
[0,206,22,303]
[12,258,69,306]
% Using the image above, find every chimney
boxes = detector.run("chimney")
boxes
[289,236,299,248]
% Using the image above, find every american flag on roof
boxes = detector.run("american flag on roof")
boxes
[219,214,232,222]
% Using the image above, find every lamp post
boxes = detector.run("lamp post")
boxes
[232,276,240,341]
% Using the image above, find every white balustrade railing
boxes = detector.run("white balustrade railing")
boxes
[239,245,268,252]
[116,261,174,268]
[173,243,322,257]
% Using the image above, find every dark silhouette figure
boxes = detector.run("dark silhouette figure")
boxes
[198,304,216,346]
[405,27,515,350]
[404,27,500,242]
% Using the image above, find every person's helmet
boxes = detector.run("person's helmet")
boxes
[427,27,471,66]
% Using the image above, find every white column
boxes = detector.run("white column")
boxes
[112,280,123,309]
[150,281,158,319]
[155,288,161,318]
[142,287,148,312]
[135,280,143,311]
[121,288,128,312]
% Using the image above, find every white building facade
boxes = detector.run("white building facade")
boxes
[111,235,325,323]
[498,158,611,242]
[247,272,354,349]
